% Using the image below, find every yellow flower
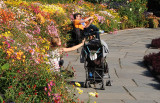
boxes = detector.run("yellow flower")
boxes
[6,50,11,54]
[42,39,45,43]
[12,59,15,62]
[75,82,81,87]
[78,91,83,94]
[2,31,13,37]
[95,92,98,95]
[23,55,26,59]
[17,50,23,56]
[41,4,65,14]
[89,92,96,97]
[36,13,45,24]
[123,16,128,21]
[16,50,23,60]
[41,49,45,53]
[94,101,96,103]
[35,47,40,52]
[6,48,14,56]
[44,46,49,50]
[17,56,21,60]
[76,87,83,94]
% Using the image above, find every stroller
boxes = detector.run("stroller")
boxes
[81,39,111,90]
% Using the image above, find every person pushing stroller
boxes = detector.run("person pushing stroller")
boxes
[80,39,112,90]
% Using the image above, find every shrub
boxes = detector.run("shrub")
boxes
[144,52,160,75]
[151,38,160,48]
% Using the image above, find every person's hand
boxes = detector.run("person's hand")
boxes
[90,19,93,23]
[82,38,86,44]
[90,16,94,19]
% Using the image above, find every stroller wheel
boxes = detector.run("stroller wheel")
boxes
[106,80,112,86]
[85,81,90,88]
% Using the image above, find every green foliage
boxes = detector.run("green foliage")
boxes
[148,18,159,28]
[118,0,148,28]
[0,96,3,103]
[1,63,9,71]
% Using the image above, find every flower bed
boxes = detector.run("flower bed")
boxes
[0,0,79,102]
[151,38,160,48]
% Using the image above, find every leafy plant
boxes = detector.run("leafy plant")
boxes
[0,96,3,103]
[151,38,160,48]
[144,52,160,75]
[117,0,148,28]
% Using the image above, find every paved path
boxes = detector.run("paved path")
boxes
[63,28,160,103]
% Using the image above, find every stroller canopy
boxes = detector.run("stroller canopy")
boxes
[85,39,109,57]
[80,39,109,63]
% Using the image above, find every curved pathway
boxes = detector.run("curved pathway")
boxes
[64,28,160,103]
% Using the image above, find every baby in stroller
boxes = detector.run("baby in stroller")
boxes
[80,39,111,90]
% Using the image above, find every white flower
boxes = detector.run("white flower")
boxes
[127,1,129,4]
[130,8,132,11]
[89,92,96,97]
[139,7,142,12]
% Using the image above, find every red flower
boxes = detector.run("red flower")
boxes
[28,85,31,88]
[8,85,12,89]
[35,92,37,95]
[33,84,36,89]
[95,94,98,98]
[3,101,5,103]
[18,92,22,96]
[17,70,20,73]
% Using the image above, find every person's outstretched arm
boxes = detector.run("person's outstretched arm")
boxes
[61,39,85,52]
[85,18,93,28]
[78,16,94,23]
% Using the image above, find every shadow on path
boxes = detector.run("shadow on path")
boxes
[145,44,151,48]
[134,60,160,89]
[134,61,146,68]
[147,83,160,90]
